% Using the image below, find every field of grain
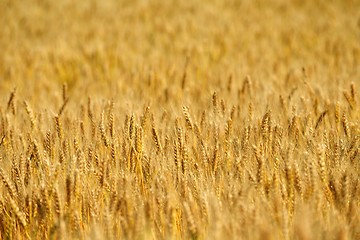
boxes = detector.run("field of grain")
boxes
[0,0,359,239]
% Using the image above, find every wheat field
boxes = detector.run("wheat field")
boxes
[0,0,359,239]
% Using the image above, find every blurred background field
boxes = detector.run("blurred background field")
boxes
[1,0,359,107]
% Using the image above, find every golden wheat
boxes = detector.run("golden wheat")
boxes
[0,0,359,239]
